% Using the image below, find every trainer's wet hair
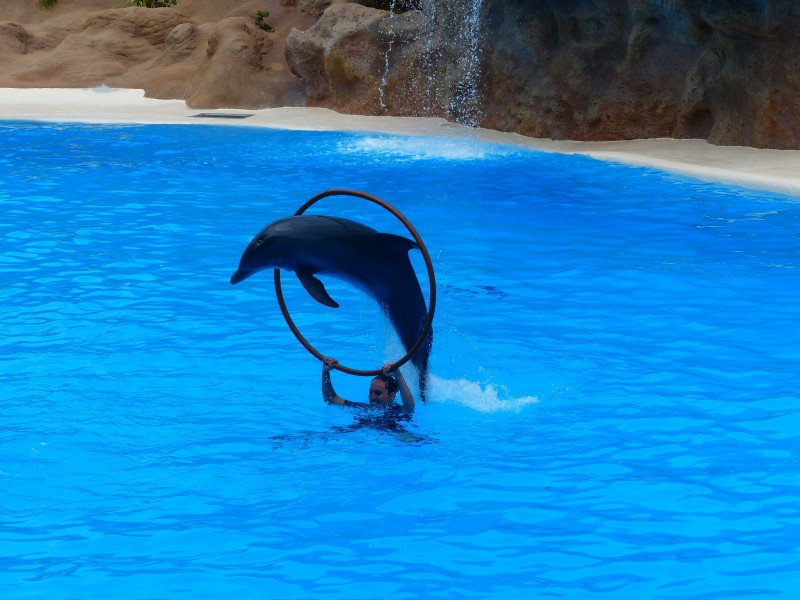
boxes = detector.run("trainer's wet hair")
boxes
[373,373,398,395]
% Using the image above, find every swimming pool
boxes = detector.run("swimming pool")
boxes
[2,121,799,599]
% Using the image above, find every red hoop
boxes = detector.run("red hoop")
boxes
[274,189,436,376]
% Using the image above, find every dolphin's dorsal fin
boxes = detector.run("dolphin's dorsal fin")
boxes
[296,270,340,308]
[373,233,419,253]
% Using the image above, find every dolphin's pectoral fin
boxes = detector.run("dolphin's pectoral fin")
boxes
[297,271,340,308]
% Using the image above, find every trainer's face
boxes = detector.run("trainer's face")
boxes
[369,379,394,405]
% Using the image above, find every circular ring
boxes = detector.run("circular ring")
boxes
[274,189,436,376]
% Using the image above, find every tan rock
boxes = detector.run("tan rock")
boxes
[0,0,315,108]
[285,3,387,112]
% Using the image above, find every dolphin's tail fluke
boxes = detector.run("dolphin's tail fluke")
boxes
[411,329,433,402]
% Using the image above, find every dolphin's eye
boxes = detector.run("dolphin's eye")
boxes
[256,238,264,246]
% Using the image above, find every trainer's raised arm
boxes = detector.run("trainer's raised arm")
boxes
[383,363,415,413]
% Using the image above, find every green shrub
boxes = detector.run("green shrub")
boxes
[255,10,273,32]
[127,0,177,7]
[38,0,58,8]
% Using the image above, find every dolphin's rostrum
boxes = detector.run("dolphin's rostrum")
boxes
[230,215,432,399]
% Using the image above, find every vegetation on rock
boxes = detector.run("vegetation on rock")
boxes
[255,10,274,32]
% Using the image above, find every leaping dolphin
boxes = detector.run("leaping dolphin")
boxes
[230,215,432,399]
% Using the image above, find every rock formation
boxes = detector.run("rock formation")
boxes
[285,0,800,149]
[0,0,315,108]
[2,0,799,148]
[481,0,800,149]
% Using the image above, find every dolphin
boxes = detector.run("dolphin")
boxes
[230,215,432,399]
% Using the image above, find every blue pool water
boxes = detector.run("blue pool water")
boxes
[2,121,799,599]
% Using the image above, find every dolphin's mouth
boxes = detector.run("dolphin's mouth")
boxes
[230,268,251,285]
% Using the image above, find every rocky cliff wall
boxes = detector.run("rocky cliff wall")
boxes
[482,0,800,148]
[285,0,800,148]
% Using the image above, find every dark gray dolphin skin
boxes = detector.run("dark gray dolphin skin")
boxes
[230,215,432,400]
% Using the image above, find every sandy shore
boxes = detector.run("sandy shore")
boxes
[3,87,800,197]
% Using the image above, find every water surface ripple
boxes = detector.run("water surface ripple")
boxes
[1,122,799,599]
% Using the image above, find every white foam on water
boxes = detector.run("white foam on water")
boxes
[338,135,513,162]
[426,374,539,413]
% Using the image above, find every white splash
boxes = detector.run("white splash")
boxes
[426,374,539,413]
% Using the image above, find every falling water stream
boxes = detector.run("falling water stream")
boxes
[443,0,485,126]
[378,0,486,125]
[378,1,399,113]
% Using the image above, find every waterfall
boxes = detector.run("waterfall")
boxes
[378,0,399,114]
[377,0,487,126]
[438,0,485,127]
